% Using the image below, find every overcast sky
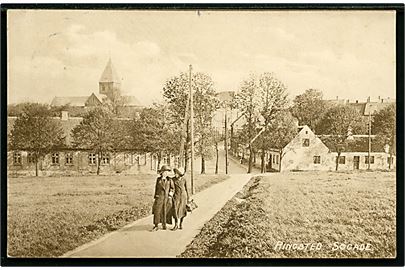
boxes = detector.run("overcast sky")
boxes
[7,9,396,105]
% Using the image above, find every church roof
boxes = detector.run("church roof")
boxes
[51,96,89,107]
[50,94,102,107]
[99,58,121,83]
[121,95,142,107]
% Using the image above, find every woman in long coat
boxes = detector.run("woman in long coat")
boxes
[171,168,190,231]
[152,165,174,231]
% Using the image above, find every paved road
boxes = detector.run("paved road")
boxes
[191,144,259,174]
[62,173,253,258]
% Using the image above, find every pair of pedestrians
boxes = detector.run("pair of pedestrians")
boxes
[151,165,190,231]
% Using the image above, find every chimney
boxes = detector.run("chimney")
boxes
[61,111,69,121]
[356,100,358,103]
[367,96,370,103]
[378,96,380,100]
[381,99,384,103]
[336,96,339,100]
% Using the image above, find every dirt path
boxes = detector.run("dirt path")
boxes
[62,173,253,258]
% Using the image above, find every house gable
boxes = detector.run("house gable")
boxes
[282,125,332,171]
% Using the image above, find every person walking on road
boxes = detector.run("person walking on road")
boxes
[171,167,190,231]
[152,165,174,231]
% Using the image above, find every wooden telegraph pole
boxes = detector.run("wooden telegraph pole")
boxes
[224,107,229,174]
[178,91,190,169]
[367,108,371,170]
[189,65,195,195]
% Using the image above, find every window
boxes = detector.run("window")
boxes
[51,153,59,164]
[89,153,96,165]
[13,152,21,165]
[27,153,35,164]
[101,153,110,165]
[365,156,375,164]
[313,156,321,164]
[276,155,279,164]
[336,156,346,164]
[302,139,310,147]
[66,153,73,165]
[387,157,393,165]
[272,155,276,163]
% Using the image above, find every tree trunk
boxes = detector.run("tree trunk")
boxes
[157,152,161,172]
[97,152,101,175]
[215,142,219,174]
[261,148,265,173]
[248,144,253,173]
[35,153,38,177]
[389,151,392,170]
[335,152,341,171]
[201,155,206,174]
[253,150,256,164]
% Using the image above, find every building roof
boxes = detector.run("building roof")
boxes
[363,102,393,116]
[318,135,386,153]
[55,117,83,145]
[51,96,89,107]
[8,115,133,147]
[121,95,142,107]
[217,91,235,103]
[324,97,395,116]
[50,93,103,107]
[99,58,121,83]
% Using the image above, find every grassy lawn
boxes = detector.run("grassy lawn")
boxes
[180,171,396,258]
[7,173,229,257]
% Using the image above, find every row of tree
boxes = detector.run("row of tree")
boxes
[290,89,396,170]
[231,83,396,172]
[8,103,179,176]
[8,70,397,176]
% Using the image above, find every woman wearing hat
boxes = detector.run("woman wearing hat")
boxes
[152,165,175,231]
[171,167,190,231]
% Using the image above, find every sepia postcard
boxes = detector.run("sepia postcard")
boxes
[1,4,404,267]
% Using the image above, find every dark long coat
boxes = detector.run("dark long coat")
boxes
[152,176,174,225]
[173,176,189,220]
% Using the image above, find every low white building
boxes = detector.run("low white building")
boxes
[281,125,395,171]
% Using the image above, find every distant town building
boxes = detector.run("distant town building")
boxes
[281,125,395,171]
[50,58,143,118]
[324,96,395,119]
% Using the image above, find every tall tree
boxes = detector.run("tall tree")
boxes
[373,103,396,169]
[102,92,128,116]
[291,89,328,133]
[71,107,115,175]
[316,105,366,171]
[163,71,219,174]
[234,74,261,173]
[256,111,297,172]
[129,105,179,170]
[9,103,66,176]
[256,72,289,172]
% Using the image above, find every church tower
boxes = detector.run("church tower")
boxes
[99,58,121,100]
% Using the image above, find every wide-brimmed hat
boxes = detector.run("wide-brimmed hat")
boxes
[159,165,172,174]
[173,167,185,176]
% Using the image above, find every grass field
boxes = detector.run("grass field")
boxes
[180,171,396,258]
[7,173,229,257]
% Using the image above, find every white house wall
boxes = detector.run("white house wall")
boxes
[282,126,331,171]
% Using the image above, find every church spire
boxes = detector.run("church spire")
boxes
[99,58,120,83]
[99,58,121,98]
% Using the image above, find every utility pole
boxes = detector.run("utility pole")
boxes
[224,107,229,174]
[368,108,371,170]
[178,90,190,169]
[189,65,195,195]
